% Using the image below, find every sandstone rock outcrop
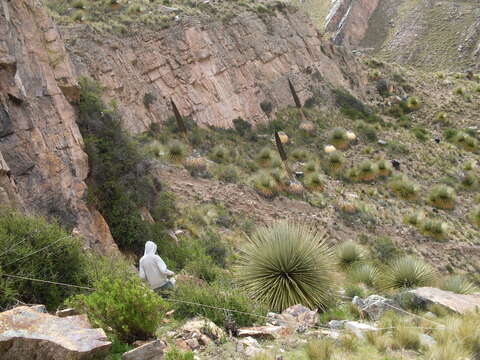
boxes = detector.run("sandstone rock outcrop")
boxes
[0,0,117,253]
[408,287,480,314]
[62,8,367,133]
[0,305,111,360]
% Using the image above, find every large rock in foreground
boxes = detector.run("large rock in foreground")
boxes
[409,287,480,314]
[0,306,111,360]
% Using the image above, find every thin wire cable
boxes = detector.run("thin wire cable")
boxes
[0,273,447,331]
[0,274,95,291]
[2,236,69,268]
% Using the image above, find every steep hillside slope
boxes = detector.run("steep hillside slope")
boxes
[0,0,116,253]
[318,0,480,71]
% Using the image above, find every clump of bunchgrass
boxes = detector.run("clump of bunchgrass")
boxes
[357,160,378,182]
[291,148,309,163]
[461,172,478,190]
[304,173,325,192]
[323,151,346,174]
[305,338,335,360]
[391,323,422,350]
[209,145,230,164]
[304,160,318,173]
[427,185,456,210]
[389,175,419,200]
[256,147,275,167]
[419,219,449,241]
[377,159,393,177]
[329,127,350,150]
[236,222,337,312]
[406,96,421,111]
[251,172,278,198]
[471,205,480,227]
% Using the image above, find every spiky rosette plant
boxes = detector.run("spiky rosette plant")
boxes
[329,128,350,150]
[166,140,188,163]
[428,185,456,210]
[252,172,278,199]
[377,159,393,177]
[324,151,346,174]
[304,173,325,192]
[357,160,378,182]
[349,263,381,288]
[235,222,337,312]
[383,256,436,290]
[336,241,363,270]
[389,175,419,201]
[441,276,478,295]
[256,147,275,167]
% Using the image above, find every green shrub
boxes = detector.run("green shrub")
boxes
[164,347,194,360]
[334,89,372,120]
[68,266,169,343]
[389,175,419,200]
[172,280,263,327]
[441,276,478,294]
[427,185,456,210]
[232,117,252,136]
[336,241,363,269]
[184,253,220,283]
[0,210,89,310]
[77,77,174,252]
[383,256,436,290]
[235,222,336,312]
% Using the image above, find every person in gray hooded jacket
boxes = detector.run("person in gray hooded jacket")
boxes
[139,241,175,291]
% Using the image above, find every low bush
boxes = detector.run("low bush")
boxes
[0,210,89,310]
[172,280,263,327]
[67,261,169,343]
[232,117,252,137]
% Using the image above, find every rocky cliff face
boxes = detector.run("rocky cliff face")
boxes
[62,7,366,133]
[324,0,379,47]
[0,0,116,253]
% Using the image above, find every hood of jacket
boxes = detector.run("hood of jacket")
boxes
[144,241,157,256]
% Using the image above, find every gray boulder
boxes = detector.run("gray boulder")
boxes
[352,294,399,320]
[408,287,480,314]
[122,340,166,360]
[0,305,111,360]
